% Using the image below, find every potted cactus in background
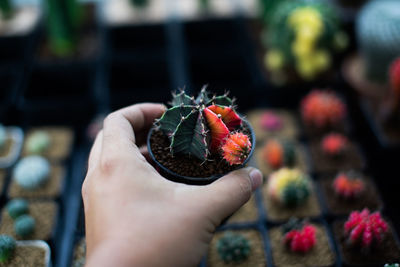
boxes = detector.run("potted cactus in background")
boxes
[333,209,400,265]
[208,230,266,266]
[0,0,41,62]
[0,234,51,266]
[268,218,336,266]
[260,0,348,85]
[319,171,382,216]
[262,168,321,222]
[300,90,347,137]
[147,87,255,184]
[343,0,400,99]
[309,132,364,174]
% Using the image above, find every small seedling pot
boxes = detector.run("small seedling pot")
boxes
[15,240,52,267]
[147,120,256,185]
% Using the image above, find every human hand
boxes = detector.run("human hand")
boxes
[83,103,263,267]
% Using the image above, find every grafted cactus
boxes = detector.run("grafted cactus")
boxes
[156,87,243,161]
[357,0,400,82]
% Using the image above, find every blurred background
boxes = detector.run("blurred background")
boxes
[0,0,400,266]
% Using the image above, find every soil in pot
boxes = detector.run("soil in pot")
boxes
[22,127,74,161]
[0,200,58,240]
[226,196,258,224]
[149,123,253,179]
[0,244,47,267]
[310,141,364,174]
[71,238,86,267]
[246,109,299,143]
[255,143,309,177]
[333,220,400,265]
[319,176,382,216]
[8,163,65,199]
[262,184,321,222]
[0,137,14,158]
[269,224,336,267]
[207,229,266,267]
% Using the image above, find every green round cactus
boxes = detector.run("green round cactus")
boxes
[26,131,51,154]
[0,235,15,263]
[357,0,400,82]
[0,124,6,149]
[14,215,35,238]
[13,156,50,190]
[6,199,29,220]
[216,232,251,263]
[281,179,310,207]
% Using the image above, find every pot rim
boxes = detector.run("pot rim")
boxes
[147,119,256,183]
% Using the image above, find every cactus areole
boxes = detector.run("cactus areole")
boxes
[147,87,255,182]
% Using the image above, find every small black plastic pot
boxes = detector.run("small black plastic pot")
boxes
[147,120,256,185]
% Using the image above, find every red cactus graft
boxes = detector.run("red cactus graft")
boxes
[221,132,252,165]
[204,107,230,152]
[284,224,317,253]
[207,104,242,131]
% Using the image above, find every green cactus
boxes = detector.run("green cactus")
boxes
[7,199,29,220]
[282,140,296,166]
[356,0,400,82]
[27,131,51,154]
[216,232,251,263]
[44,0,83,57]
[0,235,15,263]
[130,0,149,8]
[14,215,35,238]
[281,179,310,207]
[0,0,12,19]
[155,87,243,161]
[13,156,50,190]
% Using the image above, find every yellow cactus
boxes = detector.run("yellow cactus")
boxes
[267,168,308,201]
[288,7,323,38]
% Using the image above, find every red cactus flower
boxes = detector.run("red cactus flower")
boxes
[284,224,317,253]
[301,90,346,128]
[207,105,242,131]
[333,172,365,199]
[262,139,283,169]
[390,57,400,98]
[204,107,230,152]
[260,111,283,131]
[221,132,252,165]
[344,209,388,249]
[321,133,348,156]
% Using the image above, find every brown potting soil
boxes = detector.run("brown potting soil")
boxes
[262,184,321,222]
[333,221,400,265]
[149,126,252,178]
[23,127,74,161]
[72,238,86,267]
[269,224,335,267]
[0,138,13,158]
[227,196,258,224]
[320,177,382,216]
[0,200,57,240]
[207,229,266,267]
[255,143,309,177]
[246,109,299,142]
[9,164,64,199]
[310,142,364,174]
[0,169,5,192]
[0,245,46,267]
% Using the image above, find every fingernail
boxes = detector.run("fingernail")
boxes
[249,168,263,191]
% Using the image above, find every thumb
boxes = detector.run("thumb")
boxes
[200,167,263,225]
